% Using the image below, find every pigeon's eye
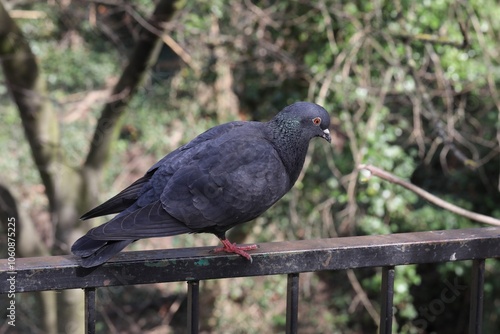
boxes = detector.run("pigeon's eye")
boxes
[312,117,321,126]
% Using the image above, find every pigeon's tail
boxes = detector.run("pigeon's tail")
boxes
[72,200,193,267]
[71,236,133,268]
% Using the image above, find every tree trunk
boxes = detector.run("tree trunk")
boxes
[0,3,67,333]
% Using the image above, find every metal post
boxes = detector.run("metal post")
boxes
[187,280,200,334]
[84,288,96,334]
[469,259,485,334]
[286,273,300,334]
[380,266,395,334]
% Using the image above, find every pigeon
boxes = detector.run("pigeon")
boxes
[72,102,331,267]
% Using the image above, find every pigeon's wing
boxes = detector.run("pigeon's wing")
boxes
[84,200,191,240]
[80,172,155,220]
[161,135,291,232]
[80,122,247,221]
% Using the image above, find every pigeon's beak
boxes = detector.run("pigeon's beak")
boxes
[322,128,331,143]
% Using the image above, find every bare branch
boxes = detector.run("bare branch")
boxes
[358,164,500,226]
[346,269,380,326]
[392,32,468,49]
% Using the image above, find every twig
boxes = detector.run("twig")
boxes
[392,33,467,49]
[161,33,197,71]
[358,164,500,227]
[346,269,380,326]
[8,10,47,19]
[126,5,197,71]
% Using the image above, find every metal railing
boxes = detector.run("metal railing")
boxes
[1,227,500,333]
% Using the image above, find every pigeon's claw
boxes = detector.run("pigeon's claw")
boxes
[214,238,258,262]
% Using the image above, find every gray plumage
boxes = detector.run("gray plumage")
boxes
[72,102,331,267]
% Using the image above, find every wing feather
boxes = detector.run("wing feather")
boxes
[81,173,154,220]
[86,201,191,240]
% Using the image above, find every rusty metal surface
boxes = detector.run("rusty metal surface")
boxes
[1,227,500,293]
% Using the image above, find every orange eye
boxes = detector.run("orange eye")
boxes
[312,117,321,126]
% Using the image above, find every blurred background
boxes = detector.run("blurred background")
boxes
[1,0,500,333]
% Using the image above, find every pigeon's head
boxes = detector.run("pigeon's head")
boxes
[277,102,331,143]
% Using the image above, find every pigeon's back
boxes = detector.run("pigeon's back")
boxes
[152,121,292,234]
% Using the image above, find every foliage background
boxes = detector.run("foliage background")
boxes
[1,0,500,333]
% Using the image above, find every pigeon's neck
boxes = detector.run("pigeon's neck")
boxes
[269,119,310,185]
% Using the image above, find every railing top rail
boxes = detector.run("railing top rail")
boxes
[2,227,500,293]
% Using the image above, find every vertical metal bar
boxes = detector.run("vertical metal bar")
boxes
[286,273,299,334]
[187,280,200,334]
[84,288,96,334]
[469,259,485,334]
[380,266,395,334]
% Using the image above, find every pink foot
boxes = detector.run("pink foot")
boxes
[213,239,258,262]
